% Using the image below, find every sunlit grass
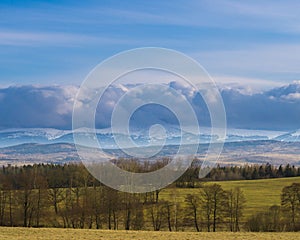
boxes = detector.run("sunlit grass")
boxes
[0,227,299,240]
[161,176,300,218]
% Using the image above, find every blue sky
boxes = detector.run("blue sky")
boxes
[1,0,300,88]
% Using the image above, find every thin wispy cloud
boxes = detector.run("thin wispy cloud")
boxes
[194,44,300,82]
[0,0,299,88]
[0,30,142,47]
[213,76,286,93]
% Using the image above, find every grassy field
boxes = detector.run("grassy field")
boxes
[1,178,300,238]
[0,227,299,240]
[213,176,300,217]
[161,176,300,218]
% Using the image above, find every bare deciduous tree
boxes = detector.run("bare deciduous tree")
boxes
[185,194,201,232]
[200,184,227,232]
[281,183,300,231]
[227,187,246,232]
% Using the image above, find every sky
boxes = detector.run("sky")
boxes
[1,1,300,131]
[1,0,300,88]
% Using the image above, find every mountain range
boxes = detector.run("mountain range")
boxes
[0,127,296,148]
[0,127,300,166]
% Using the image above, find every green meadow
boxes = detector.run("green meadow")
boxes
[161,176,300,218]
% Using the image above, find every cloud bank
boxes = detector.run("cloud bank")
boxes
[0,85,77,129]
[1,82,300,131]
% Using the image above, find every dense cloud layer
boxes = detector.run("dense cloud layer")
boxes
[222,84,300,130]
[1,82,300,131]
[0,85,77,129]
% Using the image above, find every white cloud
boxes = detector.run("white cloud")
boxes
[213,75,286,93]
[282,93,300,101]
[1,81,300,131]
[0,85,74,129]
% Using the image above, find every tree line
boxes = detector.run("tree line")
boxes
[177,161,300,187]
[0,163,298,231]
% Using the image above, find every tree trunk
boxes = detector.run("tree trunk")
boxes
[9,191,13,226]
[213,199,217,232]
[23,190,30,227]
[125,209,131,230]
[36,188,41,227]
[193,205,200,232]
[166,204,172,232]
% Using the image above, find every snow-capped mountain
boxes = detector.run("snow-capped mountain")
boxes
[0,126,293,149]
[274,129,300,142]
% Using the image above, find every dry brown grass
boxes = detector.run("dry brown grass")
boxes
[0,227,300,240]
